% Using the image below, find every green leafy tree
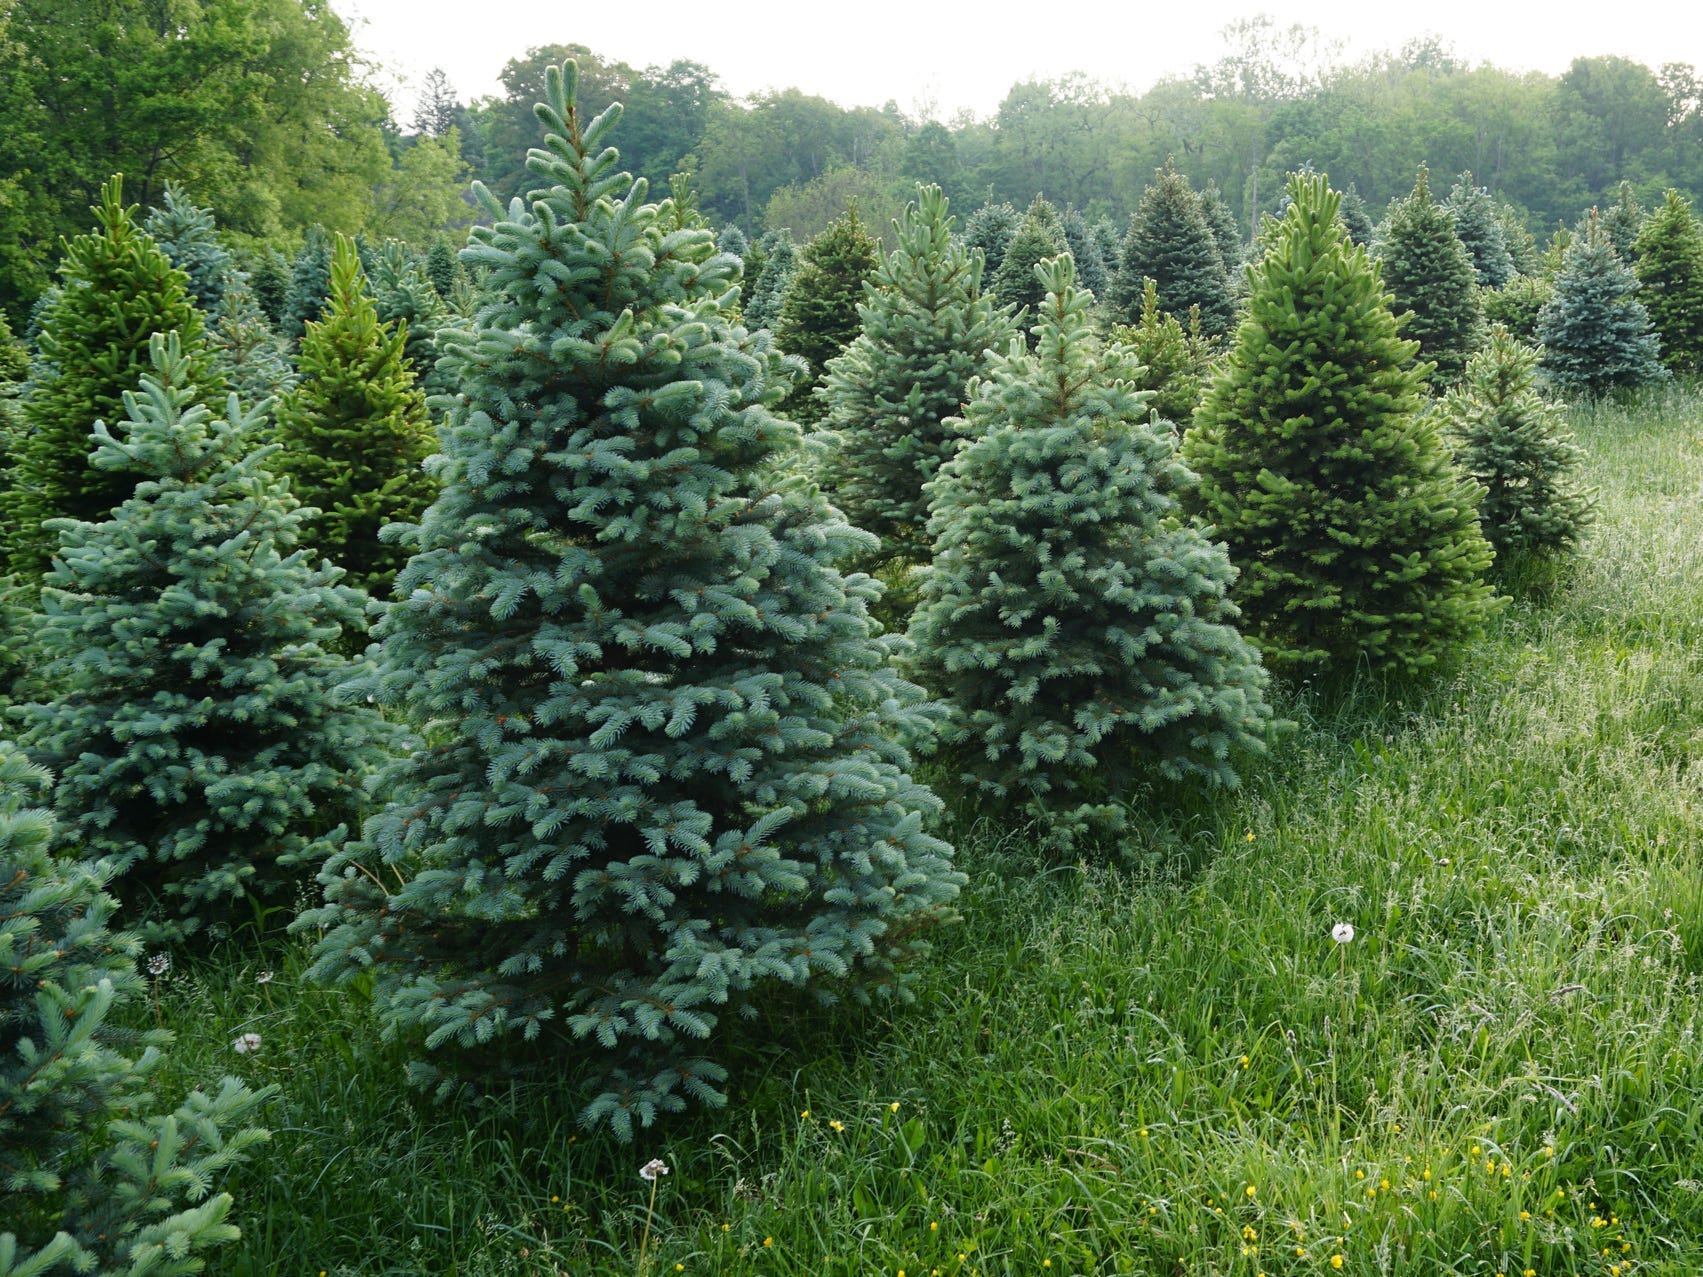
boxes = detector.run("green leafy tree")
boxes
[368,130,474,245]
[990,195,1069,315]
[1632,188,1703,373]
[18,334,392,941]
[1376,166,1483,382]
[300,63,963,1137]
[1444,171,1516,288]
[1445,325,1594,560]
[1184,175,1501,677]
[1112,279,1216,425]
[961,201,1020,281]
[907,256,1273,849]
[144,185,235,313]
[0,742,273,1275]
[822,184,1015,564]
[1109,162,1235,335]
[1600,180,1647,261]
[2,177,218,581]
[774,205,880,422]
[273,237,435,595]
[743,229,796,332]
[1537,211,1666,393]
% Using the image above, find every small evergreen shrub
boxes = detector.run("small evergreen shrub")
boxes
[0,741,272,1275]
[907,256,1274,850]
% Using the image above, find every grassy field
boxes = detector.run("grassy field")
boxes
[143,386,1703,1276]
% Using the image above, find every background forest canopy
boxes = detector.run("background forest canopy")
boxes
[4,2,1703,320]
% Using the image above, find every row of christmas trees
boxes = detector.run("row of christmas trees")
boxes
[0,61,1640,1270]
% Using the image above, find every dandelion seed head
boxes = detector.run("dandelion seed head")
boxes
[147,953,170,976]
[232,1032,262,1055]
[639,1158,670,1182]
[1332,922,1355,944]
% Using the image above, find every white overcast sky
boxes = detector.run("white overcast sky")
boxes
[332,1,1702,121]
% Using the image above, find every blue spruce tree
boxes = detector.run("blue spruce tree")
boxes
[301,63,963,1137]
[907,257,1274,850]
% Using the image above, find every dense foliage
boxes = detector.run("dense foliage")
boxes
[1537,212,1666,394]
[1375,167,1482,382]
[1632,188,1703,373]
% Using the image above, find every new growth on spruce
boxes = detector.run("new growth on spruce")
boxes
[0,742,272,1275]
[822,184,1015,566]
[907,256,1274,849]
[1445,324,1594,561]
[300,62,963,1138]
[19,334,392,941]
[1184,175,1501,678]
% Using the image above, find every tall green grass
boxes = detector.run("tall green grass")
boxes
[140,386,1703,1276]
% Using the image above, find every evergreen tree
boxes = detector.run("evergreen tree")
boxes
[248,245,290,326]
[1183,175,1501,677]
[1112,279,1215,425]
[1375,166,1483,382]
[1090,216,1122,281]
[1445,325,1594,560]
[908,256,1273,848]
[19,334,393,941]
[281,226,333,341]
[1059,207,1108,296]
[715,223,749,259]
[2,176,218,581]
[300,63,962,1136]
[206,275,296,409]
[0,742,273,1275]
[368,239,457,399]
[1601,181,1646,262]
[990,194,1069,316]
[273,237,435,595]
[1632,188,1703,374]
[1542,224,1572,278]
[426,236,463,300]
[1497,202,1543,275]
[1338,183,1376,246]
[144,185,234,313]
[0,311,26,459]
[1199,179,1246,274]
[774,205,880,423]
[1444,171,1516,288]
[1109,162,1235,335]
[743,229,796,333]
[822,184,1015,564]
[1480,273,1554,344]
[961,201,1020,282]
[1537,211,1666,394]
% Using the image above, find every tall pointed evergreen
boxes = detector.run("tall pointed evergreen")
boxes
[962,201,1020,283]
[19,335,392,941]
[426,236,463,300]
[368,239,457,400]
[281,227,333,342]
[1109,162,1235,335]
[822,184,1015,564]
[1059,206,1109,296]
[1184,175,1501,677]
[1338,183,1376,247]
[0,743,273,1274]
[908,257,1272,848]
[1537,212,1666,394]
[743,229,797,332]
[1113,279,1215,425]
[144,185,235,314]
[990,194,1069,315]
[1632,189,1703,374]
[2,176,218,581]
[301,63,962,1136]
[1444,171,1516,288]
[1601,181,1647,262]
[1376,166,1483,382]
[273,236,435,595]
[206,275,296,409]
[1445,325,1594,561]
[774,206,880,422]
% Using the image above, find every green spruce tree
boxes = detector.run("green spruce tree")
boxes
[774,205,880,423]
[425,236,463,300]
[1109,161,1235,335]
[1445,324,1594,561]
[281,226,333,341]
[1184,175,1501,677]
[907,256,1273,848]
[1537,211,1666,394]
[822,184,1015,564]
[1444,171,1516,288]
[1059,206,1109,296]
[144,185,235,314]
[0,743,273,1274]
[1376,166,1483,382]
[743,229,797,333]
[206,275,296,409]
[990,194,1069,316]
[1481,273,1554,344]
[961,201,1020,283]
[273,236,435,595]
[1112,279,1215,425]
[715,223,749,259]
[1632,188,1703,374]
[1497,202,1543,275]
[247,245,290,326]
[1338,183,1376,247]
[2,176,218,581]
[1601,181,1647,262]
[19,334,393,941]
[300,63,963,1137]
[1199,180,1246,275]
[368,239,457,400]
